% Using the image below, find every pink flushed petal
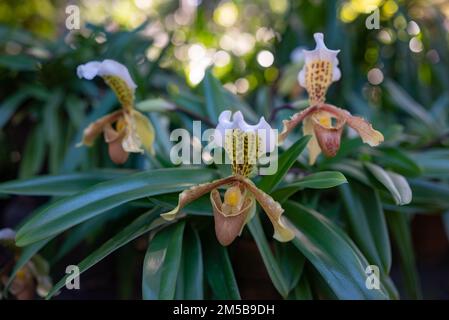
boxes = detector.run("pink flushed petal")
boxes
[211,189,254,246]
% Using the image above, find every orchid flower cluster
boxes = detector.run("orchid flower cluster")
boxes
[77,33,383,246]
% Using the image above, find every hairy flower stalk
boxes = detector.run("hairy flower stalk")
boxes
[279,33,384,164]
[161,111,294,246]
[76,59,155,164]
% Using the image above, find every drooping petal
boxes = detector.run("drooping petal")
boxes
[78,110,123,147]
[211,189,255,246]
[77,59,137,108]
[278,105,317,143]
[132,110,155,155]
[239,177,294,242]
[303,115,322,165]
[160,176,237,221]
[103,124,129,164]
[320,104,384,146]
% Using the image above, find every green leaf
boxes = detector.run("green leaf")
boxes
[51,206,128,264]
[46,208,163,299]
[136,98,175,112]
[364,163,412,205]
[411,149,449,178]
[19,124,46,179]
[175,225,204,299]
[0,54,37,71]
[284,201,390,299]
[386,211,422,299]
[150,193,213,216]
[16,168,217,246]
[375,147,422,177]
[142,221,185,300]
[0,90,29,128]
[384,80,437,131]
[0,170,134,196]
[247,214,289,298]
[275,242,305,292]
[257,135,311,193]
[201,69,227,122]
[409,179,449,210]
[202,229,240,300]
[340,181,391,273]
[272,171,347,203]
[288,274,313,300]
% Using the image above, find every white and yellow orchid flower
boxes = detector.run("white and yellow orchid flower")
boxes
[77,59,155,164]
[161,110,294,246]
[279,33,384,165]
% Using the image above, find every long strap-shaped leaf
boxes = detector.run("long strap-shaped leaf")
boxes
[142,221,185,300]
[340,180,391,274]
[174,226,204,299]
[247,214,290,298]
[46,208,163,299]
[284,201,390,299]
[202,229,240,300]
[16,168,217,246]
[0,170,135,196]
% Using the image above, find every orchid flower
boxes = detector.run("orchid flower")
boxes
[279,33,384,164]
[161,111,294,246]
[77,59,155,164]
[0,229,52,299]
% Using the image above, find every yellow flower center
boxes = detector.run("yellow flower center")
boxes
[318,115,332,128]
[224,185,242,207]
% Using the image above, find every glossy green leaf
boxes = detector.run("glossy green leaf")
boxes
[284,201,390,299]
[288,274,313,300]
[0,170,134,196]
[247,214,289,298]
[272,171,347,203]
[374,147,422,177]
[409,179,449,210]
[202,229,240,300]
[174,226,204,299]
[365,163,412,205]
[47,208,163,299]
[16,168,217,246]
[142,221,185,300]
[257,135,311,193]
[19,123,46,179]
[340,181,391,273]
[150,193,213,216]
[386,211,422,299]
[275,242,305,292]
